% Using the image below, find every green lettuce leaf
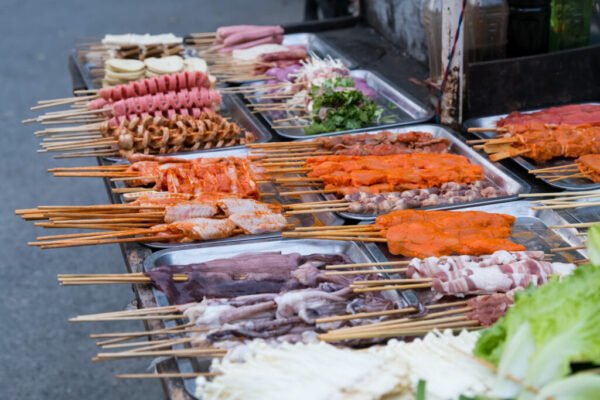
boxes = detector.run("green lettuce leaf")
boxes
[474,265,600,394]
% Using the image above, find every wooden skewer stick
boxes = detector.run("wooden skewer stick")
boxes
[551,245,586,252]
[115,372,219,379]
[315,300,468,324]
[529,164,578,173]
[284,200,346,209]
[279,189,338,196]
[352,278,433,286]
[285,207,349,215]
[324,267,408,276]
[550,222,595,229]
[100,338,185,349]
[94,348,227,360]
[90,322,195,340]
[532,201,600,210]
[319,320,480,341]
[325,260,409,270]
[352,282,433,292]
[467,127,506,133]
[519,190,600,198]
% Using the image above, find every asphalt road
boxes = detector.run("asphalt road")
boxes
[0,1,301,398]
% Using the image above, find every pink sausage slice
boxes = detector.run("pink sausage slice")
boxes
[223,26,283,46]
[219,35,283,53]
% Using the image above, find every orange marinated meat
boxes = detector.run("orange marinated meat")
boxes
[576,154,600,182]
[500,124,600,163]
[306,154,483,194]
[374,210,523,257]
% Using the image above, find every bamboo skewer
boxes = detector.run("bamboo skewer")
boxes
[324,260,410,270]
[315,300,468,324]
[115,372,219,379]
[94,348,227,360]
[323,268,408,276]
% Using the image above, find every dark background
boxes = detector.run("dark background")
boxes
[0,1,302,398]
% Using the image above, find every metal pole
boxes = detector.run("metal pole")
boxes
[441,0,464,126]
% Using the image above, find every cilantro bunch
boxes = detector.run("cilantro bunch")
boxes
[304,77,382,135]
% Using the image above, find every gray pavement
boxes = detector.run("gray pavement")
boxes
[0,1,302,398]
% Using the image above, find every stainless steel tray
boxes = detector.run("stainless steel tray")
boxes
[549,194,600,226]
[295,124,530,221]
[143,238,388,400]
[108,147,343,249]
[72,45,196,90]
[463,104,600,191]
[243,69,433,139]
[363,201,587,266]
[103,94,271,162]
[282,33,357,68]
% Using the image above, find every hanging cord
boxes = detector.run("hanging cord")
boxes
[436,0,467,122]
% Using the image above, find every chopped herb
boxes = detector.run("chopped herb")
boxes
[304,77,382,135]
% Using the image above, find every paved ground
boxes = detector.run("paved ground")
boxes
[0,1,301,398]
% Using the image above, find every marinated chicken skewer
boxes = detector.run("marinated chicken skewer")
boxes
[284,209,525,258]
[24,198,289,249]
[47,154,268,198]
[268,153,485,197]
[473,123,600,163]
[529,154,600,183]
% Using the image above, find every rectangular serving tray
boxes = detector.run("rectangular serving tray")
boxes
[107,147,343,249]
[143,238,395,399]
[242,69,433,139]
[299,124,531,221]
[463,104,600,191]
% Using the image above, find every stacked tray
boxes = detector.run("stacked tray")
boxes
[463,103,600,191]
[242,69,433,139]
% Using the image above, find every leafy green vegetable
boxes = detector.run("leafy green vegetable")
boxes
[416,379,426,400]
[474,265,600,397]
[535,373,600,400]
[587,224,600,266]
[304,77,382,135]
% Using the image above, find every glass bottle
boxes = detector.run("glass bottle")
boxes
[464,0,510,62]
[506,0,550,57]
[421,0,443,81]
[549,0,593,50]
